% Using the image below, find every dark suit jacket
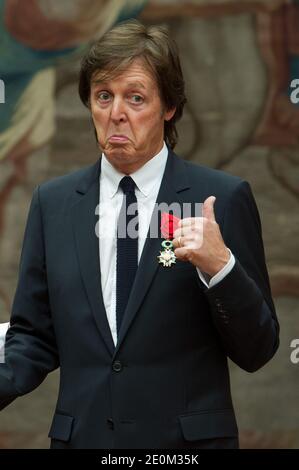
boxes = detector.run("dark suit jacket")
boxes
[0,150,279,449]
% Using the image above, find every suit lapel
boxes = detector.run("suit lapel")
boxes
[71,159,115,357]
[114,151,191,355]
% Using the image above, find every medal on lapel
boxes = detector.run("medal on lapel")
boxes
[158,240,176,267]
[158,213,181,267]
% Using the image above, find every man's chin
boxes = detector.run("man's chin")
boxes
[103,144,134,159]
[103,146,136,166]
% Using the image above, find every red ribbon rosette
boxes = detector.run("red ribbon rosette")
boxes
[160,213,180,240]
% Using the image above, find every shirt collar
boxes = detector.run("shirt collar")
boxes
[101,142,168,198]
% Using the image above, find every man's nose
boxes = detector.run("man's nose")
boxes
[110,97,126,123]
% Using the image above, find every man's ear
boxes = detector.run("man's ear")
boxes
[164,107,176,122]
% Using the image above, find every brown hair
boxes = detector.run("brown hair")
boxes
[78,19,186,149]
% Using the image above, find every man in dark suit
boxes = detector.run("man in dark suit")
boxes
[0,19,279,449]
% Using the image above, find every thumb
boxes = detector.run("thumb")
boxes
[203,196,216,222]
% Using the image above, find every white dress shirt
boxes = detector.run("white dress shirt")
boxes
[99,142,235,345]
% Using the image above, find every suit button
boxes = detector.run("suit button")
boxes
[112,360,123,372]
[107,418,114,430]
[221,314,229,323]
[218,308,227,314]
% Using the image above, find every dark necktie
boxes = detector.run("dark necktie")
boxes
[116,176,138,334]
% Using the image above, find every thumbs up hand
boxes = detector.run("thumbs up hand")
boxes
[172,196,230,276]
[202,195,217,222]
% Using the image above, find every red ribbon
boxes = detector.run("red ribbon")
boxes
[160,213,180,240]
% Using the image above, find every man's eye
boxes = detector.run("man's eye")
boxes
[131,95,143,104]
[98,92,111,101]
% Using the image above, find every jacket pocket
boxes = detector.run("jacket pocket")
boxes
[48,413,74,442]
[178,409,238,441]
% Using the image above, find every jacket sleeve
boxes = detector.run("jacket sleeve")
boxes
[0,186,59,410]
[204,180,279,372]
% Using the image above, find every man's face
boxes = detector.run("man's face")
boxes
[90,59,175,174]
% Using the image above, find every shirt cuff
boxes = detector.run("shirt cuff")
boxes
[0,323,9,364]
[196,249,235,288]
